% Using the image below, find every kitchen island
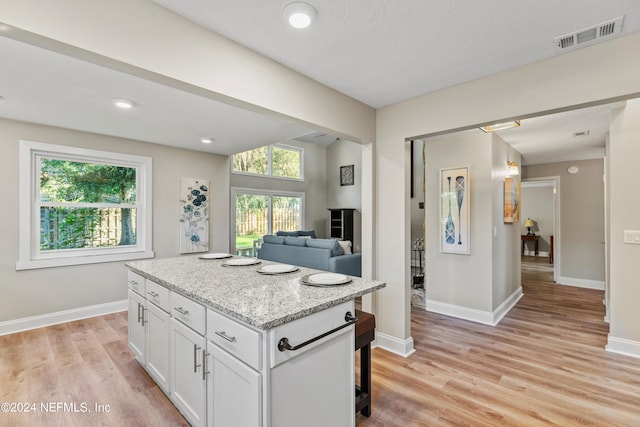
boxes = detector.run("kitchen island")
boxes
[126,255,385,427]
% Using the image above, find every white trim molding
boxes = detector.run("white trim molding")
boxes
[0,300,128,336]
[606,336,640,359]
[426,287,523,326]
[557,276,605,290]
[374,332,415,358]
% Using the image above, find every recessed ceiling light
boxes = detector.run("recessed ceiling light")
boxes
[283,2,317,29]
[200,137,214,144]
[112,98,136,109]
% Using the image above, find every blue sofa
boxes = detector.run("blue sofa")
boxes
[257,234,361,277]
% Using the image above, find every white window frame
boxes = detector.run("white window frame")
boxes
[231,187,305,250]
[231,143,304,181]
[17,140,154,270]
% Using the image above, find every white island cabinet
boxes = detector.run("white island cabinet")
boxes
[126,256,385,427]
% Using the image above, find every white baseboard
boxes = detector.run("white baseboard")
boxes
[375,332,415,358]
[425,287,523,326]
[606,336,640,359]
[522,250,549,257]
[0,300,128,336]
[558,276,605,290]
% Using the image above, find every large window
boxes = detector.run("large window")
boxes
[232,144,303,180]
[18,141,153,269]
[233,188,304,251]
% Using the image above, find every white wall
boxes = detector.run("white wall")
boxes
[0,118,229,323]
[524,159,605,284]
[229,139,328,240]
[608,99,640,352]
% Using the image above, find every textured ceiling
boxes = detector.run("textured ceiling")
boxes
[2,1,640,163]
[152,0,640,108]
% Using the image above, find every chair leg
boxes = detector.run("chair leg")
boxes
[360,343,371,417]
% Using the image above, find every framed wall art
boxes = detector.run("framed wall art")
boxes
[179,177,209,253]
[340,164,354,186]
[440,166,470,255]
[503,177,521,224]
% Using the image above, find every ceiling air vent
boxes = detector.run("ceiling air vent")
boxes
[573,130,590,138]
[554,16,624,51]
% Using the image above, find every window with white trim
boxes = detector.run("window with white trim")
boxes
[232,144,303,180]
[17,141,153,270]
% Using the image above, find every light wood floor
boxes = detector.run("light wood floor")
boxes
[357,256,640,426]
[2,257,639,426]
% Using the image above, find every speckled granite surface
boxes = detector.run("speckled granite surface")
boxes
[126,255,385,330]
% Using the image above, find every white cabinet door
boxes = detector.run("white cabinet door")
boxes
[146,301,170,393]
[128,290,146,364]
[170,318,207,427]
[207,342,261,427]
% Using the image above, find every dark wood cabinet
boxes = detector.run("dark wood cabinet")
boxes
[328,209,355,242]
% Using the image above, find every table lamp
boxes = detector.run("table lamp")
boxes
[523,218,535,236]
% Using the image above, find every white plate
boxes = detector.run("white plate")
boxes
[223,258,261,266]
[308,273,349,285]
[258,264,299,274]
[199,253,233,260]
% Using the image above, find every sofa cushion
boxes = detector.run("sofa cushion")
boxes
[297,229,317,238]
[263,235,285,244]
[284,236,307,246]
[275,230,298,237]
[306,238,344,257]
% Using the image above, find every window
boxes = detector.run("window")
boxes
[232,144,303,180]
[232,188,304,251]
[18,140,153,270]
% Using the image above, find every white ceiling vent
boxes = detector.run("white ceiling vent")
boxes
[554,16,624,51]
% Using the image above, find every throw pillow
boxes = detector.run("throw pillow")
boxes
[337,240,352,254]
[275,230,298,237]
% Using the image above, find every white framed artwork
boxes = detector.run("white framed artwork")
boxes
[179,178,209,253]
[440,166,470,255]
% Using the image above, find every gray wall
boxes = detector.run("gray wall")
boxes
[523,159,605,282]
[410,140,425,246]
[326,139,362,250]
[521,183,554,255]
[0,118,230,322]
[425,130,521,314]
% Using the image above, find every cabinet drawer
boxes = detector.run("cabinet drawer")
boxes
[170,292,205,335]
[128,271,145,296]
[146,280,169,312]
[269,300,354,368]
[207,309,261,370]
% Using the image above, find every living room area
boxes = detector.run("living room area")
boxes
[230,135,365,266]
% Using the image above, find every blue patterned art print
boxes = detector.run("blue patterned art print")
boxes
[440,167,470,255]
[179,178,210,253]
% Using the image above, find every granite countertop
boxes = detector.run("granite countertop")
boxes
[126,255,385,330]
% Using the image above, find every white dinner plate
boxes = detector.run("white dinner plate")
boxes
[199,253,233,260]
[223,258,261,266]
[307,273,350,285]
[257,264,299,274]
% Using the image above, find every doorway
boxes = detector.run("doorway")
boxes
[520,178,558,283]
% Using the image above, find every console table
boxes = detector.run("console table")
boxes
[521,235,539,256]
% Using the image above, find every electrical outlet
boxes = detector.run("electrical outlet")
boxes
[623,230,640,244]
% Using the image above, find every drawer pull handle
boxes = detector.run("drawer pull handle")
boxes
[215,331,237,343]
[194,344,201,373]
[174,307,190,316]
[202,349,210,381]
[278,312,358,352]
[129,280,138,287]
[147,291,159,298]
